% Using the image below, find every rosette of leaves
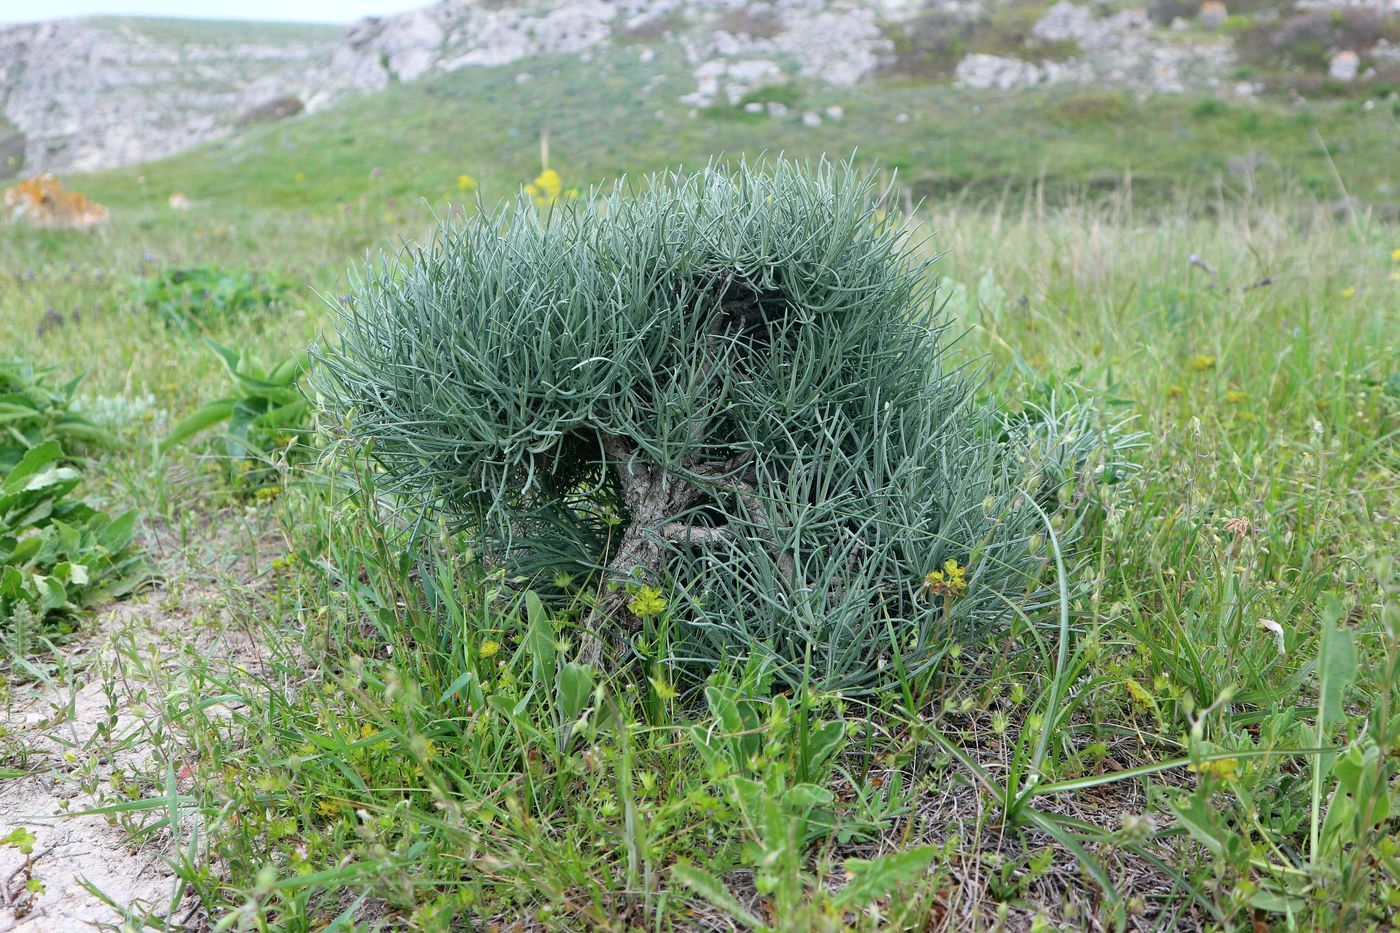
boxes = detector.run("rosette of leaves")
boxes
[131,264,295,332]
[1,441,145,640]
[1,361,111,473]
[316,159,1125,692]
[160,339,312,488]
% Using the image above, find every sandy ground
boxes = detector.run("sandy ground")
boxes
[1,521,270,931]
[2,602,187,929]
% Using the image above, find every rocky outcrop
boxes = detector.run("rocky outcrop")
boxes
[0,17,336,175]
[3,173,108,228]
[298,1,897,111]
[956,1,1237,95]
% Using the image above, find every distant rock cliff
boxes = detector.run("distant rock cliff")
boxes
[0,17,336,175]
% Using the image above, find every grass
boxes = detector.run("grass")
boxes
[1,45,1398,928]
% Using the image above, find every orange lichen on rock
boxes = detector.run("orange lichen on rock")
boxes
[3,173,109,229]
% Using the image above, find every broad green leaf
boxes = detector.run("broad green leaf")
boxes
[98,510,138,552]
[1310,594,1357,863]
[2,441,62,493]
[671,863,768,931]
[525,591,556,690]
[160,400,238,452]
[834,844,939,907]
[782,783,834,811]
[557,662,594,726]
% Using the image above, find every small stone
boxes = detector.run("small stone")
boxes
[802,110,822,127]
[895,112,910,123]
[744,101,764,113]
[1329,50,1360,83]
[1197,2,1228,31]
[639,47,655,64]
[824,104,844,120]
[766,101,789,118]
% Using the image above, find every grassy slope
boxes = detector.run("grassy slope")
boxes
[79,15,342,44]
[78,43,1400,216]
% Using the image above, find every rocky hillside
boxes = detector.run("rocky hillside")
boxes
[3,0,1397,177]
[0,17,338,175]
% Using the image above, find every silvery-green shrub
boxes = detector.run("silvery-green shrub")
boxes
[315,159,1123,692]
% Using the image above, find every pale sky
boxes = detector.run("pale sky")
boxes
[0,0,423,24]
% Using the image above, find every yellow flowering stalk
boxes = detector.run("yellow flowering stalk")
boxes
[456,173,477,191]
[1191,354,1216,372]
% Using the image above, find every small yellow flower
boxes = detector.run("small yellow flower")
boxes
[1166,384,1184,398]
[628,586,668,618]
[1125,679,1155,708]
[923,559,967,598]
[456,173,477,191]
[1190,757,1241,782]
[1191,355,1216,372]
[479,640,500,659]
[534,169,562,198]
[293,172,306,183]
[1340,286,1356,299]
[1391,247,1400,261]
[1225,389,1247,404]
[315,799,339,818]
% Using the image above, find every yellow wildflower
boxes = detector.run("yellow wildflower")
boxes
[1166,384,1183,398]
[1190,757,1240,782]
[293,172,306,183]
[1391,247,1400,261]
[479,640,500,659]
[1191,355,1216,372]
[1340,286,1356,299]
[456,174,477,191]
[1125,679,1155,708]
[1225,389,1247,404]
[628,585,668,618]
[923,558,967,598]
[534,169,562,199]
[526,169,576,207]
